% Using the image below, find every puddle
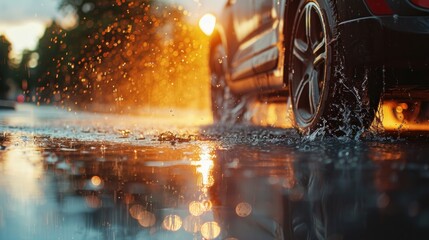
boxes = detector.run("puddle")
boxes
[0,131,429,239]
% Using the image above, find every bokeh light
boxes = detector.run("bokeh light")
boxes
[137,210,156,228]
[129,204,145,219]
[163,214,183,231]
[235,202,252,217]
[91,175,102,186]
[202,200,213,212]
[201,221,221,239]
[189,201,204,216]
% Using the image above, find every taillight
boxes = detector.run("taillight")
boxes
[410,0,429,8]
[364,0,394,15]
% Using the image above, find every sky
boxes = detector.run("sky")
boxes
[0,0,63,58]
[0,0,225,60]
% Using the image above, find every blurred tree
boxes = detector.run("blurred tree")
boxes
[0,35,11,99]
[34,22,67,104]
[57,0,160,108]
[15,50,34,101]
[34,0,209,111]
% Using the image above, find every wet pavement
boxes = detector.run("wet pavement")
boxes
[1,105,429,240]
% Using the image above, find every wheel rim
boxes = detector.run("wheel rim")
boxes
[290,2,328,127]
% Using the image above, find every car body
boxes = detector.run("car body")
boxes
[209,0,429,135]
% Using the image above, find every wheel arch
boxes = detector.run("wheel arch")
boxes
[282,0,302,86]
[209,27,228,64]
[209,25,234,87]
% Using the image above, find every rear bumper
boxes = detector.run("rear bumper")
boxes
[379,16,429,68]
[339,16,429,88]
[339,15,429,67]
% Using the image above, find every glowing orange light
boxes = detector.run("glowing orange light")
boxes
[189,201,204,216]
[202,200,213,212]
[201,221,221,239]
[193,144,215,188]
[196,174,215,188]
[377,101,428,131]
[138,210,156,228]
[129,204,144,219]
[249,102,294,128]
[163,215,182,231]
[91,175,102,186]
[199,14,216,36]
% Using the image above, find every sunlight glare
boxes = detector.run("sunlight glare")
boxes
[0,21,46,60]
[193,144,215,187]
[2,135,44,201]
[199,13,216,36]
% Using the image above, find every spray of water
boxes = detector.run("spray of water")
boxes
[300,51,384,142]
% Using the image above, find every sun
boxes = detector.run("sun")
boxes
[199,13,216,36]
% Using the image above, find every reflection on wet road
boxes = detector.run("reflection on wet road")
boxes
[1,106,429,239]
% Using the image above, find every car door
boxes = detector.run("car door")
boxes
[252,0,283,74]
[228,0,257,81]
[229,0,283,82]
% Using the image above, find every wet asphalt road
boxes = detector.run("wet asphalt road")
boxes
[1,105,429,240]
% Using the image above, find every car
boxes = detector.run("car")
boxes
[209,0,429,135]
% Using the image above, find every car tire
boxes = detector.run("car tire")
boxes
[288,0,382,136]
[210,40,246,124]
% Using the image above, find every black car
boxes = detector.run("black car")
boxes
[209,0,429,135]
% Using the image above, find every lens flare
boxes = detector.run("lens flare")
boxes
[199,13,216,36]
